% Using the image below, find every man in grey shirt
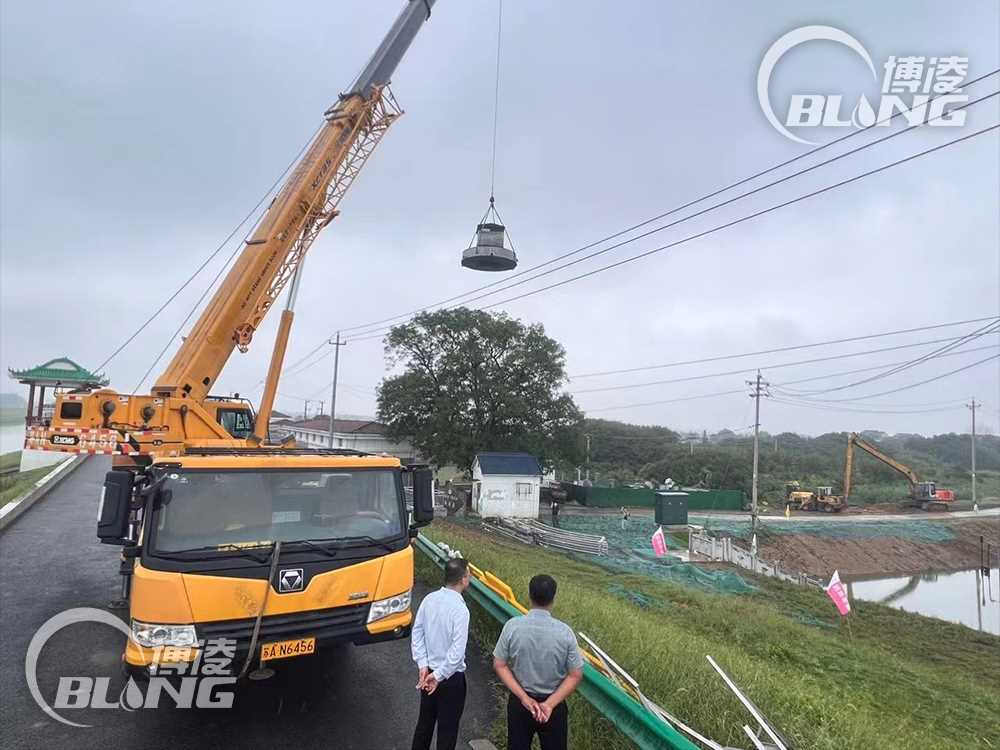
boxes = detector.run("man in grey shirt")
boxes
[492,574,584,750]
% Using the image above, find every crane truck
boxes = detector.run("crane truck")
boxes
[844,432,955,512]
[25,0,441,678]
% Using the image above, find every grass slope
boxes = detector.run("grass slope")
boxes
[419,521,1000,750]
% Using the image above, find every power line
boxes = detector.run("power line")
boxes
[95,122,324,374]
[321,70,999,344]
[783,351,1000,403]
[582,342,999,414]
[774,319,1000,397]
[568,316,999,380]
[336,121,999,352]
[770,398,968,416]
[474,124,1000,313]
[568,330,996,395]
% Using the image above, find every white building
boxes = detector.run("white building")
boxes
[277,417,418,463]
[471,452,543,519]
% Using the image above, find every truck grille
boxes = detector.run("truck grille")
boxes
[197,602,370,644]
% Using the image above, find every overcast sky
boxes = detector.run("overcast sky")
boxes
[2,0,998,437]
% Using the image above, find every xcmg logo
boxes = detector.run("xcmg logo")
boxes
[757,25,970,145]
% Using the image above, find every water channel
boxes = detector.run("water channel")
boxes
[848,567,1000,635]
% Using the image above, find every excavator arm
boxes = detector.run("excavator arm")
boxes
[843,432,919,499]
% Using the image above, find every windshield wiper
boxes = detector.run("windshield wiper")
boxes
[286,539,340,558]
[333,535,398,553]
[159,543,273,563]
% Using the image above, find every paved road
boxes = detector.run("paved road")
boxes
[0,457,498,750]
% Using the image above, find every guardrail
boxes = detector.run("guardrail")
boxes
[414,533,699,750]
[482,518,609,556]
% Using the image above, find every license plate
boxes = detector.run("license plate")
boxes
[260,637,316,661]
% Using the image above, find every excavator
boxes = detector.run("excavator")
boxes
[844,432,955,512]
[24,1,442,678]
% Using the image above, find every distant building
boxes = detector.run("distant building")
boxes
[278,416,418,463]
[471,451,543,519]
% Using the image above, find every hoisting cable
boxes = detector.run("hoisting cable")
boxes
[238,540,283,680]
[488,0,503,202]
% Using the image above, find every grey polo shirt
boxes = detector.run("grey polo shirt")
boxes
[493,608,584,696]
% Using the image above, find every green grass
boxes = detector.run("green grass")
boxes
[418,521,1000,750]
[0,450,21,472]
[0,464,55,508]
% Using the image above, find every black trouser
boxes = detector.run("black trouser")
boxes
[506,691,568,750]
[411,671,467,750]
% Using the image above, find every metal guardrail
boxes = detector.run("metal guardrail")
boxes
[481,517,609,556]
[414,533,699,750]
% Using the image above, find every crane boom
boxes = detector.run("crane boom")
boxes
[154,0,436,405]
[29,1,439,459]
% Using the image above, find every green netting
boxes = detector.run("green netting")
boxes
[790,612,837,629]
[694,517,955,543]
[556,515,757,595]
[557,515,686,551]
[590,553,758,595]
[607,583,665,609]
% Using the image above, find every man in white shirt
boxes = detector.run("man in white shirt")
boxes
[410,557,471,750]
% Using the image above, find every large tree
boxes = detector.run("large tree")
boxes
[377,308,582,473]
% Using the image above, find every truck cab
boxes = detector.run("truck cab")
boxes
[98,450,434,676]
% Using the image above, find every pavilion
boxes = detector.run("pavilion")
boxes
[8,357,108,427]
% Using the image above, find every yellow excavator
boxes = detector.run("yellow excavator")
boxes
[25,1,442,678]
[844,432,955,512]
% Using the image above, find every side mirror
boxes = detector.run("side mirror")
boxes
[98,469,134,545]
[411,468,434,526]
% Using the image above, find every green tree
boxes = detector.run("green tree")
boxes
[376,308,583,473]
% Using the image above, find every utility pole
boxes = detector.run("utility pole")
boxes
[585,434,591,481]
[747,370,769,534]
[328,332,347,449]
[967,398,981,509]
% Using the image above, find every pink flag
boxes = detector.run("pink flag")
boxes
[651,526,667,557]
[824,570,851,616]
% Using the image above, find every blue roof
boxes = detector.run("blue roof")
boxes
[475,451,542,476]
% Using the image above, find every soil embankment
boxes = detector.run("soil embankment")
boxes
[758,517,999,578]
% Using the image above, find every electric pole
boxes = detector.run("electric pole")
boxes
[967,398,981,509]
[747,370,770,534]
[585,433,591,481]
[328,331,347,449]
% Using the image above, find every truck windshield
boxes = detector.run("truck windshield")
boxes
[150,469,404,554]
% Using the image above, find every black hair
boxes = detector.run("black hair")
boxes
[445,557,469,585]
[528,574,557,606]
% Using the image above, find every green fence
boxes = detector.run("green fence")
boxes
[566,484,744,511]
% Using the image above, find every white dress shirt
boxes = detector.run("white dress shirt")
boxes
[411,587,470,681]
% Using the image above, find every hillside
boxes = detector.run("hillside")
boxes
[569,419,999,505]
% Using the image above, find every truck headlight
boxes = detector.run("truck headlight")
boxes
[367,590,411,624]
[131,620,198,648]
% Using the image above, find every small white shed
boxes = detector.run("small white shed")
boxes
[471,452,543,519]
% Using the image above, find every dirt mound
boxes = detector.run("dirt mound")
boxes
[759,518,999,578]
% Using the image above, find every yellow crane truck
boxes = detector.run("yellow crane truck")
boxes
[27,0,440,677]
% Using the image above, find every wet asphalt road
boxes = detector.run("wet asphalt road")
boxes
[0,457,498,750]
